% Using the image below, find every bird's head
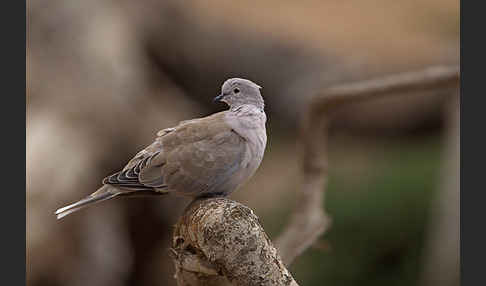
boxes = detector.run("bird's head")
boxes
[214,78,264,110]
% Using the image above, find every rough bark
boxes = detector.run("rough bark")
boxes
[171,198,299,286]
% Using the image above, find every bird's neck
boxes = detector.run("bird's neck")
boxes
[230,103,265,114]
[227,104,267,133]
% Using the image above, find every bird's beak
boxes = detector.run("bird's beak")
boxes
[213,93,224,103]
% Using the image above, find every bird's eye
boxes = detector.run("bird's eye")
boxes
[233,88,240,94]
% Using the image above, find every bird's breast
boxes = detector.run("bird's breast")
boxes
[222,109,267,193]
[240,119,267,175]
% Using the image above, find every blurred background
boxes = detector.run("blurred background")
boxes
[26,0,459,285]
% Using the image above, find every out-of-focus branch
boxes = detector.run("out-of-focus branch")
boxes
[311,65,460,114]
[171,198,299,286]
[274,111,331,266]
[275,65,460,266]
[419,92,460,286]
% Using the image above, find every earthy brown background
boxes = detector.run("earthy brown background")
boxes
[27,0,459,285]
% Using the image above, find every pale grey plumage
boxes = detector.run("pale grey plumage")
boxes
[55,78,267,219]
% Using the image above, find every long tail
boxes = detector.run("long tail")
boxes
[55,186,167,220]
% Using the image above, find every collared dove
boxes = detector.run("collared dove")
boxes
[55,78,267,219]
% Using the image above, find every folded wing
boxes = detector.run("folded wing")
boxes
[103,111,247,196]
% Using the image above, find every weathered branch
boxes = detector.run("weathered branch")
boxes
[275,65,460,266]
[171,198,299,286]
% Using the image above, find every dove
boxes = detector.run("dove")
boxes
[55,78,267,219]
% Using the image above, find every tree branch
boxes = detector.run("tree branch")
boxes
[311,65,460,114]
[274,112,331,266]
[171,198,299,286]
[275,65,460,266]
[419,92,460,286]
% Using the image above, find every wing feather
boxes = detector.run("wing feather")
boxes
[102,111,246,195]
